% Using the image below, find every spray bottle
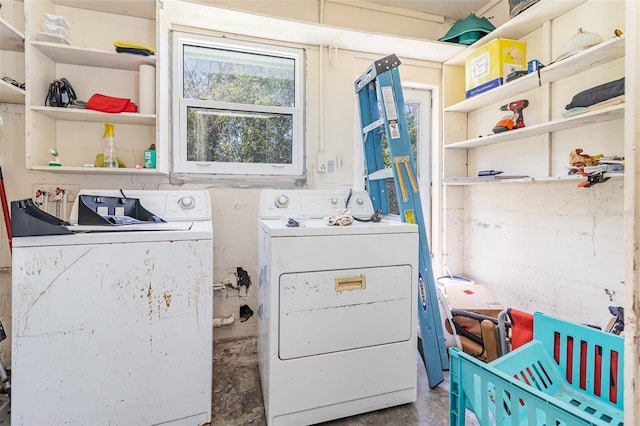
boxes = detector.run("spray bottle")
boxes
[102,123,118,168]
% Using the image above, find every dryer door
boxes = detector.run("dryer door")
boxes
[278,265,413,359]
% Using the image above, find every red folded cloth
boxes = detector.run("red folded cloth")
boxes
[509,308,534,350]
[86,93,138,113]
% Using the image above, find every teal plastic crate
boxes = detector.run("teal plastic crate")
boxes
[449,312,624,425]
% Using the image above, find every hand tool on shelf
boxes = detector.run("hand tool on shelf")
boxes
[577,171,610,187]
[478,170,504,176]
[493,99,529,133]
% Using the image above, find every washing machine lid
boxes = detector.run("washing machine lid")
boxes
[259,217,417,237]
[13,220,212,248]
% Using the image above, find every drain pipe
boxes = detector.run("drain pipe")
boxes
[319,0,325,154]
[213,315,235,328]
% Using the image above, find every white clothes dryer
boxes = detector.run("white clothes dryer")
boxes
[258,189,418,425]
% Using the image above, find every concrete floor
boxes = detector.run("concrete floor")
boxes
[212,336,480,425]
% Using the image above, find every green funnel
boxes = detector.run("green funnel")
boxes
[438,13,496,45]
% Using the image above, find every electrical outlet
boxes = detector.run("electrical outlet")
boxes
[317,153,329,173]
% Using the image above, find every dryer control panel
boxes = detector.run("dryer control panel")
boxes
[259,189,374,219]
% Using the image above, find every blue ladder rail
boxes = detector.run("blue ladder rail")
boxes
[354,54,447,388]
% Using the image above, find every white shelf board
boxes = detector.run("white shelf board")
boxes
[444,173,624,185]
[31,165,165,174]
[32,42,156,70]
[52,0,155,19]
[0,17,25,51]
[445,36,625,113]
[445,104,625,149]
[163,1,465,63]
[444,0,587,65]
[31,106,156,125]
[0,79,26,104]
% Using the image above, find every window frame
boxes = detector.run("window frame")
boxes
[171,31,305,176]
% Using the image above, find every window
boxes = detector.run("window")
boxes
[172,32,305,175]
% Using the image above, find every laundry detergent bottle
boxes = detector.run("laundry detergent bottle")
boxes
[102,123,118,168]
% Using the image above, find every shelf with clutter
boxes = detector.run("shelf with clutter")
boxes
[445,35,624,113]
[31,41,156,70]
[24,0,162,173]
[441,5,625,182]
[445,102,624,149]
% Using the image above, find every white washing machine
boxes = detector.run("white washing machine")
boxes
[11,189,213,425]
[258,189,418,425]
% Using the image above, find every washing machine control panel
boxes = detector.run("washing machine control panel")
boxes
[71,190,212,223]
[259,189,374,219]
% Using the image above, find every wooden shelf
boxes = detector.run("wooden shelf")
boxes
[445,103,624,149]
[444,173,624,185]
[31,106,155,125]
[444,0,587,65]
[31,41,156,70]
[52,0,155,19]
[445,36,625,113]
[31,165,164,174]
[0,79,25,104]
[0,17,25,51]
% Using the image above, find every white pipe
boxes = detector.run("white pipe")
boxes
[62,190,68,221]
[213,315,235,328]
[319,0,325,153]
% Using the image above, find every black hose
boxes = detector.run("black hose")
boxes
[345,188,381,222]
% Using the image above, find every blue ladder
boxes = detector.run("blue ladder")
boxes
[354,54,447,388]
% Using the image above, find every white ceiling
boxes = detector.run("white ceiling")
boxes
[365,0,492,20]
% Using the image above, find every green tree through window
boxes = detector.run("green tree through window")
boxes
[382,103,418,215]
[172,33,304,175]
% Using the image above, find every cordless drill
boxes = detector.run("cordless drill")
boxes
[493,99,529,133]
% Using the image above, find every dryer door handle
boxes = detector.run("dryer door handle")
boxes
[335,276,366,292]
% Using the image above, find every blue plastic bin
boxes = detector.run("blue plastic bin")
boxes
[449,312,624,425]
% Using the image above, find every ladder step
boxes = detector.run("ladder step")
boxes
[368,168,393,180]
[362,118,384,135]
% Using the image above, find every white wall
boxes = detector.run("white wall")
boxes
[462,182,624,327]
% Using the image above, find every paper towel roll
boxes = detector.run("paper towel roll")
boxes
[139,64,156,115]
